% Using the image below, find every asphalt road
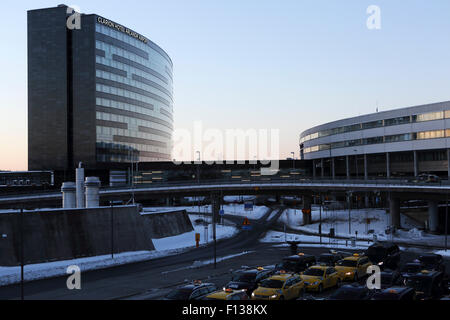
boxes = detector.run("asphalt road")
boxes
[0,207,283,300]
[0,207,448,300]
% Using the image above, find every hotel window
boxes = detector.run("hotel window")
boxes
[384,133,414,143]
[343,123,362,133]
[384,116,411,126]
[445,110,450,119]
[362,120,383,129]
[364,136,384,145]
[319,144,331,151]
[416,130,445,140]
[414,112,444,123]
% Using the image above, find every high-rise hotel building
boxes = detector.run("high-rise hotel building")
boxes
[28,5,173,170]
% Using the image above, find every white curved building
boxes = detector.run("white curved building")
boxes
[300,101,450,179]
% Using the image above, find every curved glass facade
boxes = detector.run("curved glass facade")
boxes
[301,107,450,158]
[94,20,173,163]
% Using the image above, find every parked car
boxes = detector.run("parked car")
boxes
[379,270,403,289]
[225,267,274,296]
[317,252,344,267]
[367,242,401,270]
[400,262,425,283]
[413,174,441,183]
[204,289,250,301]
[252,272,305,300]
[335,254,372,282]
[418,254,446,273]
[372,287,416,300]
[164,281,217,300]
[405,270,446,300]
[274,253,317,274]
[328,284,373,300]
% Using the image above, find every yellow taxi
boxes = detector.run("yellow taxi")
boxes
[204,288,249,300]
[301,265,341,293]
[335,254,372,282]
[251,272,305,300]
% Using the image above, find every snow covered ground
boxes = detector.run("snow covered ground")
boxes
[0,213,238,287]
[260,231,371,250]
[278,207,449,247]
[148,204,270,220]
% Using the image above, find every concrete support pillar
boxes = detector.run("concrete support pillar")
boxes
[331,158,336,180]
[302,195,313,225]
[389,194,401,229]
[211,195,221,225]
[346,156,350,180]
[321,159,325,178]
[365,193,370,208]
[76,163,85,209]
[428,201,439,233]
[61,182,76,209]
[414,151,419,178]
[386,153,391,179]
[364,154,369,180]
[85,177,101,208]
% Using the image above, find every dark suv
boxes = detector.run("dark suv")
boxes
[275,254,316,274]
[418,254,445,273]
[164,282,217,300]
[317,252,344,267]
[367,242,401,270]
[372,287,416,300]
[405,270,446,300]
[225,267,274,296]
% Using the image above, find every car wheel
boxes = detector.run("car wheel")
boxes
[279,296,285,301]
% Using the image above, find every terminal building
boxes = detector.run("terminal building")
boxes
[28,5,174,171]
[300,101,450,180]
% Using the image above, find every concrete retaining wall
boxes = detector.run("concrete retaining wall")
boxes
[0,206,155,266]
[141,210,194,239]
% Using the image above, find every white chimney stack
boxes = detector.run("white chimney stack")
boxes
[85,177,101,208]
[61,182,76,209]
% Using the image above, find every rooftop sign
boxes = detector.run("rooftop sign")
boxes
[97,16,148,44]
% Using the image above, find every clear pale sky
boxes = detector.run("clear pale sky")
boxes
[1,0,450,171]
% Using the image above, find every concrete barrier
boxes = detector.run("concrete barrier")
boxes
[141,210,194,239]
[0,206,154,267]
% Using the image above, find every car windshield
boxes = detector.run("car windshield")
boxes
[337,260,357,267]
[303,268,324,277]
[401,265,421,274]
[231,273,256,283]
[406,278,432,293]
[165,288,192,300]
[259,279,284,289]
[330,288,366,300]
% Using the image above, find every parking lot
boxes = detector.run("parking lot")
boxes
[127,244,450,300]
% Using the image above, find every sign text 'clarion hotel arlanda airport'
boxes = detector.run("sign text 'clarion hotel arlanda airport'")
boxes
[97,16,149,44]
